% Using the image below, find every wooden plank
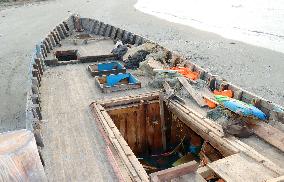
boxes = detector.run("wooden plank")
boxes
[251,122,284,152]
[149,161,199,182]
[225,137,284,175]
[112,139,140,181]
[208,153,278,182]
[98,91,159,107]
[178,77,206,107]
[170,114,179,146]
[79,54,117,63]
[146,103,155,154]
[159,93,167,150]
[152,102,163,153]
[117,114,126,140]
[127,111,138,154]
[109,114,119,129]
[136,101,147,155]
[108,106,139,115]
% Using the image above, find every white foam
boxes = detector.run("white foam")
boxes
[135,0,284,53]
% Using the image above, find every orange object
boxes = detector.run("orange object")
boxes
[217,179,225,182]
[204,98,217,109]
[170,67,199,80]
[205,89,234,108]
[213,89,233,98]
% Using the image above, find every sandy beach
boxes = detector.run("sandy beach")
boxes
[0,0,283,132]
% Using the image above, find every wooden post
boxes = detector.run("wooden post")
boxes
[48,34,56,47]
[60,23,69,37]
[51,31,60,45]
[56,26,65,39]
[35,59,43,75]
[43,40,50,53]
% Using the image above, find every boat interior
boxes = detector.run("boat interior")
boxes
[3,14,283,181]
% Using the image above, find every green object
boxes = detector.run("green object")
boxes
[172,154,195,167]
[214,95,230,103]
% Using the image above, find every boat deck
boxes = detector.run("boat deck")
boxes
[39,30,284,181]
[40,40,155,180]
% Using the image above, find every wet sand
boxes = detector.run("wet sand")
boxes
[0,0,283,132]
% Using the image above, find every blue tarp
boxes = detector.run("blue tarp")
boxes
[106,73,138,87]
[98,62,123,71]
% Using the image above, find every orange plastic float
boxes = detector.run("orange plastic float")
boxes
[204,98,218,109]
[213,89,234,98]
[170,67,199,80]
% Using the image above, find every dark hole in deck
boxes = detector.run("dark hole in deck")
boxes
[55,50,78,61]
[107,99,224,179]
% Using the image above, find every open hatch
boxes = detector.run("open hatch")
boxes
[90,92,228,181]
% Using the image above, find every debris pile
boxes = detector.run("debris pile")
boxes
[115,40,268,139]
[111,40,128,60]
[117,42,172,72]
[122,42,157,61]
[148,71,181,89]
[125,50,150,69]
[139,57,164,76]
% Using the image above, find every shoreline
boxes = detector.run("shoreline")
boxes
[0,0,283,132]
[134,0,284,54]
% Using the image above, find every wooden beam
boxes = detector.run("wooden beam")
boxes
[97,91,160,108]
[251,122,284,152]
[79,54,116,63]
[168,100,237,156]
[107,106,139,115]
[178,77,206,107]
[149,161,198,182]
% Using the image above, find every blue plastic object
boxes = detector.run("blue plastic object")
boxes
[188,145,201,154]
[219,98,267,120]
[98,62,123,71]
[106,73,138,87]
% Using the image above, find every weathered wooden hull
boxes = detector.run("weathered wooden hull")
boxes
[14,14,284,181]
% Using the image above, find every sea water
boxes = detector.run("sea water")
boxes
[135,0,284,53]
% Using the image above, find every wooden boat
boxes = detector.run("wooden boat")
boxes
[2,14,284,181]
